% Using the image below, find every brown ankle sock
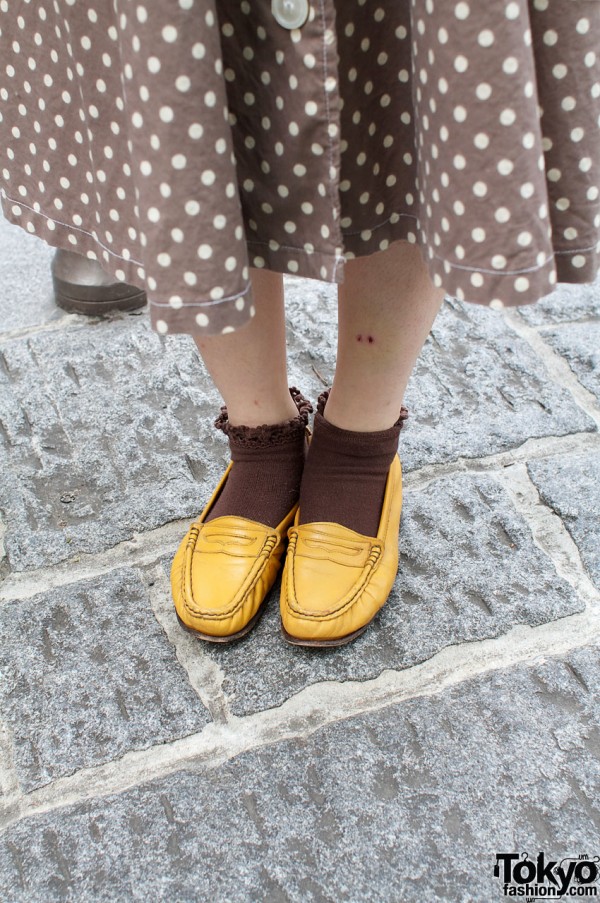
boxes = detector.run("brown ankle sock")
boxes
[204,387,313,529]
[298,389,409,537]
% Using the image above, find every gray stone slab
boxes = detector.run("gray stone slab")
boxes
[0,568,209,792]
[1,644,599,902]
[515,275,600,327]
[0,211,63,334]
[162,471,583,716]
[285,284,597,472]
[539,321,600,406]
[528,450,600,589]
[0,318,229,572]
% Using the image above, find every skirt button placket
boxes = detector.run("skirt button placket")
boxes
[271,0,309,30]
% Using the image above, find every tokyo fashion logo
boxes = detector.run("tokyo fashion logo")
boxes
[494,852,599,898]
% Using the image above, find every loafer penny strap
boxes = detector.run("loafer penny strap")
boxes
[287,521,383,568]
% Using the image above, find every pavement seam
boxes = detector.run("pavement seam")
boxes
[494,463,599,608]
[402,430,599,491]
[503,307,600,429]
[535,315,600,329]
[1,431,599,604]
[1,605,599,833]
[145,564,231,724]
[0,719,22,833]
[0,520,191,604]
[0,515,8,584]
[0,719,20,799]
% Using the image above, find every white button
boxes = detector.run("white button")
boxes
[272,0,309,30]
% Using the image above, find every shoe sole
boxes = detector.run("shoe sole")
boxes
[175,595,269,644]
[54,289,147,315]
[280,619,371,648]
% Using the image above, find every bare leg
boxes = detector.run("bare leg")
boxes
[326,240,446,430]
[193,268,297,426]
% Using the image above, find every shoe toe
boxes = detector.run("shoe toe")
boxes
[280,521,390,643]
[171,515,283,639]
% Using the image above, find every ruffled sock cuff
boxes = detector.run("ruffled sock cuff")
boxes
[214,385,313,448]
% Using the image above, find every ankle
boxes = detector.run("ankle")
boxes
[224,394,302,429]
[319,386,407,432]
[317,388,408,432]
[215,386,313,440]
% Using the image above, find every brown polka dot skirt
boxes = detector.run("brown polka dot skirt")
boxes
[0,0,599,336]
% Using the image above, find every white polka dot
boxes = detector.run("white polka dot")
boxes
[497,159,513,176]
[176,75,191,92]
[162,25,177,42]
[499,108,516,126]
[475,83,492,101]
[478,30,494,47]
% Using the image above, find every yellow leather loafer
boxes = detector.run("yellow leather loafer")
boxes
[280,452,403,647]
[171,426,311,643]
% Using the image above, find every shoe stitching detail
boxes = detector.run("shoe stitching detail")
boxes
[284,530,384,621]
[181,524,280,621]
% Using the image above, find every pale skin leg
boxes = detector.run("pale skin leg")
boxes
[326,240,446,431]
[193,241,445,431]
[193,267,299,428]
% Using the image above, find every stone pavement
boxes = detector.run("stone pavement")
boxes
[0,211,599,902]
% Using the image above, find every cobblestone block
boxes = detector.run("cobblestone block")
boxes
[0,568,209,791]
[528,450,600,588]
[540,321,600,406]
[163,472,583,716]
[0,319,226,571]
[514,276,600,326]
[286,286,596,472]
[1,645,598,902]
